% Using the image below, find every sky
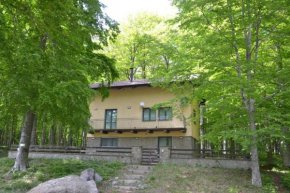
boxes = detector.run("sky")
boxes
[100,0,177,23]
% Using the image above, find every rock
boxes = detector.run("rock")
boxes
[27,175,98,193]
[94,173,103,182]
[80,168,95,181]
[87,180,99,193]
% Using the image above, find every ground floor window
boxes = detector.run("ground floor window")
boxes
[101,138,117,147]
[158,137,172,147]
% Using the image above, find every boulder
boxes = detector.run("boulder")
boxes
[94,173,103,182]
[80,168,103,182]
[80,168,95,181]
[27,175,98,193]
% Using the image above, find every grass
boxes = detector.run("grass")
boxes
[0,147,9,158]
[144,164,289,193]
[0,157,123,193]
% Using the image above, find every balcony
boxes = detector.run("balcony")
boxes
[89,118,187,134]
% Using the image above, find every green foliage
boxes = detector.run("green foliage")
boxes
[0,158,123,192]
[0,0,119,133]
[281,172,290,190]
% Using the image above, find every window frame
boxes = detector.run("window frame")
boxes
[142,108,156,122]
[100,138,118,147]
[158,107,172,121]
[104,109,117,130]
[158,137,172,148]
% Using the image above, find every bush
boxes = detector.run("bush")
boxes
[281,172,290,190]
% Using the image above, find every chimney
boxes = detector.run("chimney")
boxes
[130,68,133,82]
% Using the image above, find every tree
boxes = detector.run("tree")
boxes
[0,0,118,171]
[105,13,177,80]
[162,0,290,186]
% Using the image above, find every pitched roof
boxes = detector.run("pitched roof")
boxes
[90,79,151,89]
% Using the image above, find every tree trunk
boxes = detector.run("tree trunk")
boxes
[57,124,62,146]
[41,113,46,145]
[230,138,236,159]
[67,127,72,146]
[30,116,37,145]
[4,118,9,146]
[267,140,273,166]
[8,116,15,148]
[249,98,262,186]
[12,111,35,171]
[283,141,290,168]
[49,123,55,146]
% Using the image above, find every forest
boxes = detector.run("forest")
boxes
[0,0,290,188]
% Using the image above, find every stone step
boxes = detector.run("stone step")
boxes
[115,179,141,186]
[113,185,139,191]
[123,174,144,179]
[141,159,160,162]
[128,165,154,170]
[127,169,150,175]
[141,162,159,165]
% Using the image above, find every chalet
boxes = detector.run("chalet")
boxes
[87,69,200,152]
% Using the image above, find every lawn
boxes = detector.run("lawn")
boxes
[144,164,289,193]
[0,157,123,193]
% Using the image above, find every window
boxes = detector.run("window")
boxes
[105,109,117,129]
[158,107,172,121]
[101,138,117,147]
[143,108,156,121]
[158,137,172,147]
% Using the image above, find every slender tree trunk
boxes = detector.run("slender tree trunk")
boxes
[267,140,273,166]
[4,118,9,146]
[283,141,290,168]
[49,123,55,146]
[230,138,236,159]
[8,116,15,148]
[67,127,72,146]
[30,116,37,145]
[57,124,62,146]
[41,113,46,145]
[12,111,35,171]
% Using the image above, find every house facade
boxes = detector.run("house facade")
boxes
[87,78,199,150]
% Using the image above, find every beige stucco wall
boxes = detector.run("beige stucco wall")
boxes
[88,86,199,140]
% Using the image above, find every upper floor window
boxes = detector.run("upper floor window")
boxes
[158,107,172,121]
[143,108,156,121]
[105,109,117,129]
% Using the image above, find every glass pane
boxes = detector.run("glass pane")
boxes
[150,110,156,121]
[159,138,167,147]
[106,111,112,122]
[159,137,172,147]
[101,138,117,147]
[111,123,116,129]
[112,139,117,146]
[112,110,117,122]
[105,123,111,129]
[167,108,172,120]
[159,108,165,120]
[143,109,149,121]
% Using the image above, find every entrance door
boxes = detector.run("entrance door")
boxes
[158,137,172,148]
[105,109,117,129]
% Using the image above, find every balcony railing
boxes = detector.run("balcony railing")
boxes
[89,118,186,130]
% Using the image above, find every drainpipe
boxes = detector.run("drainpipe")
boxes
[130,68,133,82]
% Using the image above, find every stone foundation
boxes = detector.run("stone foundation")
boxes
[87,136,197,149]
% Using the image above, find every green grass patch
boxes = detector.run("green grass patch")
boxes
[0,157,123,193]
[144,164,268,193]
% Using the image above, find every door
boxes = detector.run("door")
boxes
[158,137,172,148]
[105,109,117,129]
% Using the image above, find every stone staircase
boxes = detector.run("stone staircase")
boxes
[141,148,160,165]
[112,165,154,192]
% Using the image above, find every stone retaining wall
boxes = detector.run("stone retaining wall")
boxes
[9,146,251,170]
